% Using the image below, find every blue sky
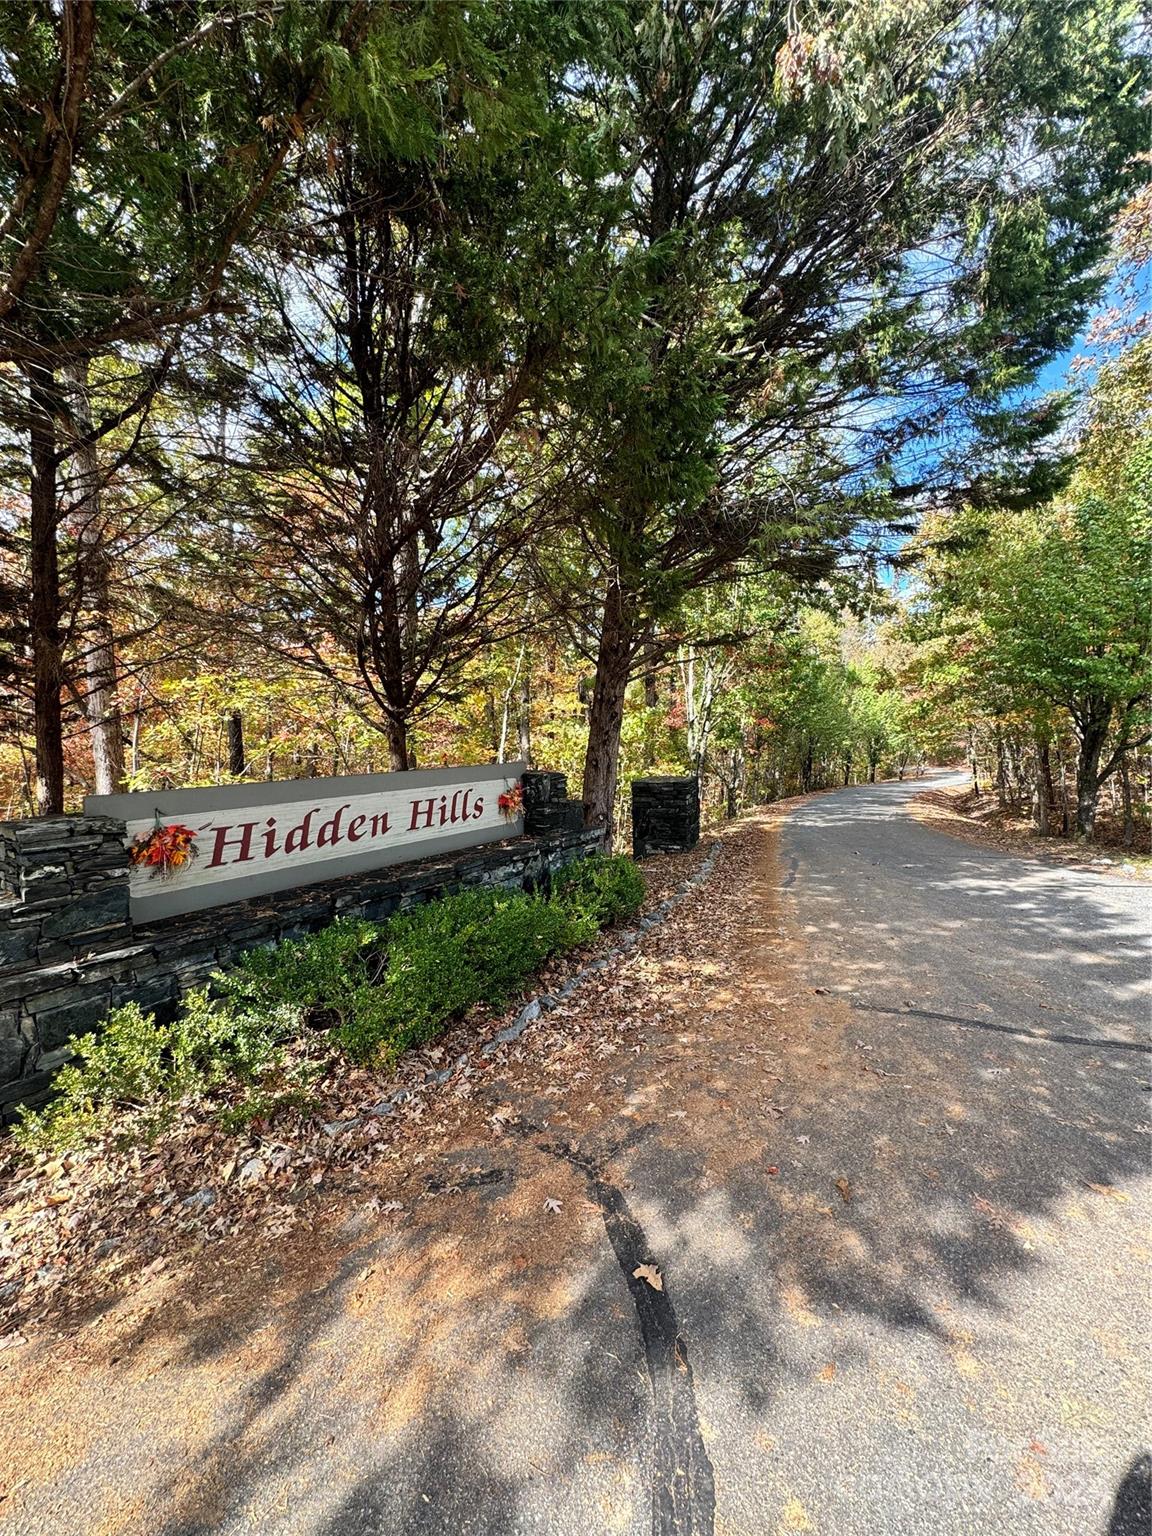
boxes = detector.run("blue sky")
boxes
[1035,259,1151,396]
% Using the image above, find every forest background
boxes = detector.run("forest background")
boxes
[0,0,1148,850]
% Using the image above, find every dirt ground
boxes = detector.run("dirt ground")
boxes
[909,784,1152,880]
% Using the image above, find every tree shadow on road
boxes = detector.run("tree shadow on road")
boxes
[3,812,1148,1535]
[1107,1454,1152,1536]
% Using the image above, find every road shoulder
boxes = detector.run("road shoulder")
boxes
[907,783,1152,883]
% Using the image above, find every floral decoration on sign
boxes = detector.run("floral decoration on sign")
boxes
[128,815,199,879]
[498,781,524,820]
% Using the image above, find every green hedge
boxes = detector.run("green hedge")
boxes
[333,888,580,1062]
[14,853,647,1153]
[552,852,645,939]
[14,992,306,1152]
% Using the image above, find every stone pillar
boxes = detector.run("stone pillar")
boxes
[631,777,700,858]
[0,816,132,1108]
[521,770,585,836]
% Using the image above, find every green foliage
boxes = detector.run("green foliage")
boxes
[552,854,645,941]
[14,855,650,1150]
[901,337,1152,837]
[13,994,302,1154]
[14,1003,175,1151]
[221,919,383,1020]
[335,888,581,1062]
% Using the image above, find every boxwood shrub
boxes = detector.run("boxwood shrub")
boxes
[552,852,645,939]
[14,852,645,1151]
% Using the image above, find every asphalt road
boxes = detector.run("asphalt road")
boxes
[5,773,1149,1536]
[757,772,1152,1535]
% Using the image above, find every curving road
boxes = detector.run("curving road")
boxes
[4,773,1149,1536]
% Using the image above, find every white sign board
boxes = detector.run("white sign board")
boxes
[86,762,526,921]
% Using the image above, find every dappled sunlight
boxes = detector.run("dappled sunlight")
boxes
[3,789,1147,1535]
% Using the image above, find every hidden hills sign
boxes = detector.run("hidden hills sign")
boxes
[86,762,526,921]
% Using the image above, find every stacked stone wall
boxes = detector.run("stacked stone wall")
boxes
[0,775,598,1114]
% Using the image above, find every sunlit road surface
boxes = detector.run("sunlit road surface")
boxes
[4,772,1149,1536]
[754,770,1152,1535]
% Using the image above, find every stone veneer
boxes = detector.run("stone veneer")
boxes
[0,770,596,1114]
[631,776,700,859]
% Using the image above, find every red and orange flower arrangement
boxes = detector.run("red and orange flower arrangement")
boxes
[128,816,199,879]
[497,781,524,820]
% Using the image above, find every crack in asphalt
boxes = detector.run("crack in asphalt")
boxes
[852,1001,1151,1055]
[524,1127,715,1536]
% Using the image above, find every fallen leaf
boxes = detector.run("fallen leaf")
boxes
[834,1177,852,1203]
[1015,1452,1051,1501]
[632,1263,663,1291]
[767,1166,779,1176]
[818,1362,836,1381]
[779,1495,814,1531]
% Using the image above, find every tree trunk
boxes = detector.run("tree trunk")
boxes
[994,726,1008,810]
[1120,755,1135,848]
[517,664,532,767]
[496,644,532,766]
[62,359,126,795]
[1007,736,1025,812]
[1074,708,1111,841]
[130,700,142,777]
[1035,737,1053,837]
[842,752,852,787]
[227,710,245,777]
[581,577,633,842]
[484,688,500,760]
[1056,748,1069,834]
[725,746,743,819]
[28,365,65,815]
[384,714,409,773]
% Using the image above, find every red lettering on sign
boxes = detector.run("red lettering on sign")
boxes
[409,797,436,831]
[284,808,318,854]
[316,803,350,848]
[261,817,278,860]
[207,822,258,868]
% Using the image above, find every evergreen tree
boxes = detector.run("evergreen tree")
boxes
[553,0,1147,834]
